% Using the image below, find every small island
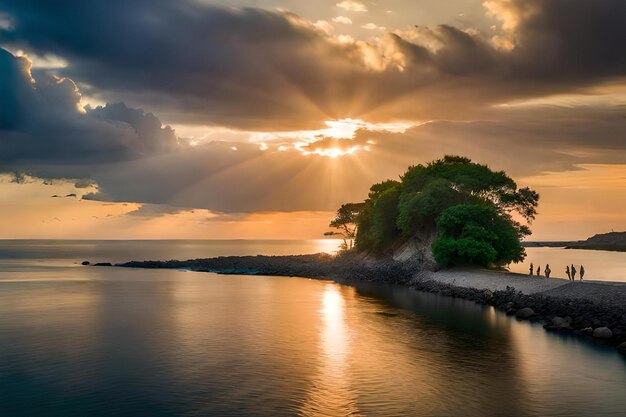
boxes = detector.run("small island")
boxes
[119,156,626,355]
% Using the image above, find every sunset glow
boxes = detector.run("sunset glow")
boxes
[0,0,624,240]
[2,1,626,415]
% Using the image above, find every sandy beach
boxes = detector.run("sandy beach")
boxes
[421,269,626,308]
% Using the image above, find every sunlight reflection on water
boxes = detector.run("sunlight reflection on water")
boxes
[299,284,361,416]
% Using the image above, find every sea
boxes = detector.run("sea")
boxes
[0,240,625,416]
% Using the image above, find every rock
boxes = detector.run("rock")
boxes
[93,262,113,267]
[516,308,535,319]
[81,261,90,265]
[592,327,613,339]
[618,342,626,355]
[552,316,571,329]
[483,289,493,303]
[581,327,593,336]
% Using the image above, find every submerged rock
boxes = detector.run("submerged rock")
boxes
[516,308,535,319]
[618,342,626,355]
[552,316,571,329]
[592,327,613,339]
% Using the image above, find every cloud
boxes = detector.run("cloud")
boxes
[2,40,626,215]
[299,135,371,157]
[124,203,188,218]
[336,1,368,12]
[332,16,352,25]
[362,23,385,30]
[1,0,626,130]
[62,104,626,214]
[0,48,181,169]
[1,1,383,130]
[1,0,626,222]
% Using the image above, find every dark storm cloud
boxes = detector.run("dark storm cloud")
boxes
[2,0,626,128]
[494,0,626,80]
[0,0,376,129]
[0,48,180,168]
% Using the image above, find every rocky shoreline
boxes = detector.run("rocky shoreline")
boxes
[117,253,626,356]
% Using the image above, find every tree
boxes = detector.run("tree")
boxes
[396,177,463,237]
[398,156,538,235]
[331,155,539,267]
[432,204,529,267]
[328,202,365,250]
[355,180,401,253]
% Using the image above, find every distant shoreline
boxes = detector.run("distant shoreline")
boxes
[524,231,626,252]
[116,253,626,355]
[523,241,626,252]
[522,241,578,248]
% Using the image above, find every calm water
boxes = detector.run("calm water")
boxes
[0,241,625,416]
[510,247,626,282]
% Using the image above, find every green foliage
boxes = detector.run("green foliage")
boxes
[432,237,498,267]
[399,155,538,226]
[396,178,463,237]
[433,204,528,266]
[330,155,539,267]
[355,180,401,253]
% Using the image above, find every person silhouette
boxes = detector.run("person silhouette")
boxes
[529,263,534,275]
[580,265,585,281]
[566,265,571,280]
[536,265,540,276]
[571,264,577,280]
[545,264,551,278]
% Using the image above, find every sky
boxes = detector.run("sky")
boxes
[0,0,625,240]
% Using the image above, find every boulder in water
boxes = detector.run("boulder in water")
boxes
[81,261,90,265]
[516,308,535,319]
[592,327,613,339]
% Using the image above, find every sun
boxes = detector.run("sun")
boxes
[277,118,412,158]
[301,144,368,158]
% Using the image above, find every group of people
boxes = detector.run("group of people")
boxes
[528,263,585,280]
[565,264,585,281]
